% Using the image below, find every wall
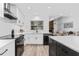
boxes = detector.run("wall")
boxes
[29,18,49,33]
[0,20,14,37]
[62,17,75,32]
[0,3,14,37]
[14,4,50,33]
[14,3,79,33]
[49,3,79,32]
[54,16,79,33]
[0,3,3,17]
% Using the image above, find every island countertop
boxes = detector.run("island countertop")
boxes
[49,36,79,53]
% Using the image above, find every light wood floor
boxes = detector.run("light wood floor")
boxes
[22,44,49,56]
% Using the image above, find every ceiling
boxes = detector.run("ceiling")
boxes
[14,3,79,20]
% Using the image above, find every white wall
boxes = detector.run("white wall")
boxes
[62,17,75,32]
[63,17,79,32]
[0,3,3,17]
[14,3,79,33]
[0,3,14,37]
[54,17,79,32]
[29,18,49,33]
[0,20,14,36]
[20,17,49,33]
[14,4,50,33]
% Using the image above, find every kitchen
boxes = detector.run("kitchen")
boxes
[0,3,79,56]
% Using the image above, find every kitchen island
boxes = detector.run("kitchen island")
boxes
[0,34,24,56]
[49,36,79,56]
[0,39,15,56]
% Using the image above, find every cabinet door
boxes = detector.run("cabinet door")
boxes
[36,37,43,44]
[24,34,34,44]
[57,42,79,56]
[49,38,56,56]
[56,43,63,56]
[34,34,43,44]
[0,40,15,56]
[61,45,79,56]
[56,42,73,56]
[24,34,43,44]
[43,36,49,45]
[68,49,79,56]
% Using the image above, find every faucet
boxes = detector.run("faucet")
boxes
[36,29,38,33]
[36,26,38,33]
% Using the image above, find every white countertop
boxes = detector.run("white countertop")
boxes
[25,32,52,34]
[0,39,14,48]
[49,36,79,53]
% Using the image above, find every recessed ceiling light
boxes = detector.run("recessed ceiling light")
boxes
[48,6,51,9]
[32,16,41,20]
[27,6,31,10]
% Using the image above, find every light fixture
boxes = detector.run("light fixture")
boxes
[32,16,42,20]
[27,6,31,10]
[48,6,51,9]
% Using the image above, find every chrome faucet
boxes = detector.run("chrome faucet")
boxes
[36,29,38,33]
[36,26,38,33]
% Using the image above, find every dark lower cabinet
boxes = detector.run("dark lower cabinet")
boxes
[43,34,53,45]
[43,35,49,45]
[56,43,63,56]
[49,38,79,56]
[59,44,79,56]
[49,38,56,56]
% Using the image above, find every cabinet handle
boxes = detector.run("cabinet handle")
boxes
[0,49,8,55]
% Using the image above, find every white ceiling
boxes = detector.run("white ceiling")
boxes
[14,3,79,20]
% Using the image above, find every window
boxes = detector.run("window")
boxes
[64,22,73,28]
[31,21,43,30]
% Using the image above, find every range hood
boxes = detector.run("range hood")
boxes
[4,10,17,20]
[4,3,17,20]
[1,8,18,23]
[0,3,18,23]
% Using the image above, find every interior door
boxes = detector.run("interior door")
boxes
[49,20,54,33]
